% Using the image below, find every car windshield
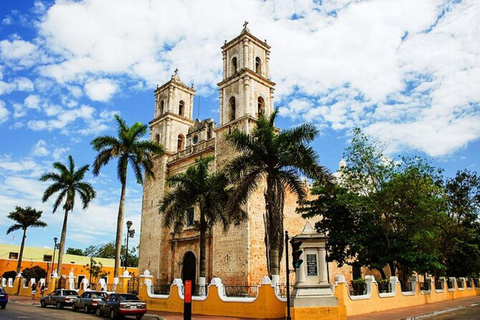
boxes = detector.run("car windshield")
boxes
[91,292,107,299]
[63,290,78,296]
[0,288,5,293]
[118,294,139,301]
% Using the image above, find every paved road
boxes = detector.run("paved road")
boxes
[422,303,480,319]
[0,302,159,320]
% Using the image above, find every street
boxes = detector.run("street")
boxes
[0,302,159,320]
[424,304,480,319]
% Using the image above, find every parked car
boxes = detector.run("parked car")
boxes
[72,291,108,313]
[0,287,8,309]
[95,293,147,319]
[40,289,79,309]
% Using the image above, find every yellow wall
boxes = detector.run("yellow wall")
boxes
[0,243,137,284]
[335,277,480,317]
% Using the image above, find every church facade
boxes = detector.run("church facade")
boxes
[138,26,353,287]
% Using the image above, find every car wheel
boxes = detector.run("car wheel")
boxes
[136,315,143,320]
[95,307,102,316]
[84,305,89,313]
[109,309,116,319]
[72,303,77,311]
[0,304,5,309]
[56,301,63,309]
[40,300,46,308]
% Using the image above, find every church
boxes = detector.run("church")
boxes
[138,25,352,287]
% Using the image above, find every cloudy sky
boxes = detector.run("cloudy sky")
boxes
[0,0,479,255]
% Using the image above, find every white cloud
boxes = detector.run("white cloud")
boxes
[0,77,34,95]
[31,139,50,157]
[84,78,117,102]
[0,100,9,123]
[24,94,41,110]
[0,0,477,159]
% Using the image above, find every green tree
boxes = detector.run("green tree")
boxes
[6,206,47,275]
[21,266,47,282]
[40,155,96,276]
[160,156,245,280]
[84,258,110,284]
[225,109,328,276]
[441,170,480,276]
[300,129,447,280]
[66,248,84,256]
[91,115,164,277]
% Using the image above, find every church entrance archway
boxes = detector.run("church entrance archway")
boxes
[181,251,196,294]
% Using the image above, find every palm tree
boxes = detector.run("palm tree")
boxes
[160,156,245,284]
[225,108,329,277]
[6,206,47,276]
[40,155,96,276]
[91,115,164,278]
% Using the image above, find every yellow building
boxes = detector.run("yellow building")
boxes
[0,243,137,286]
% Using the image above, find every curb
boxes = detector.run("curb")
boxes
[145,315,164,320]
[404,302,480,319]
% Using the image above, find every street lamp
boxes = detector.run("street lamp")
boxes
[51,237,58,276]
[125,221,135,271]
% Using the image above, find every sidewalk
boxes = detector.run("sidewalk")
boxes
[9,294,480,320]
[348,295,480,320]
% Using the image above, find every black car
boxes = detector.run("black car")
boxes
[0,287,8,309]
[72,291,108,313]
[40,289,79,309]
[95,293,146,319]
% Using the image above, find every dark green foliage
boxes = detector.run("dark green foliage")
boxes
[160,156,245,278]
[40,155,95,276]
[21,266,47,281]
[2,271,17,279]
[6,206,47,274]
[299,128,480,280]
[91,115,164,277]
[225,108,329,276]
[84,259,110,284]
[441,170,480,276]
[66,247,84,255]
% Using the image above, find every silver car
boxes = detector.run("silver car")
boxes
[72,291,108,313]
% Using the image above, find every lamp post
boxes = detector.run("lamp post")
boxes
[51,237,58,277]
[125,221,134,271]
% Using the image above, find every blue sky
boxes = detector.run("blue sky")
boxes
[0,0,479,255]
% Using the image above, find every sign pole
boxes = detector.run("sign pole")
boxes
[285,230,292,320]
[184,280,192,320]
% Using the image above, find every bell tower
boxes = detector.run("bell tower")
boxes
[217,22,275,131]
[150,69,195,154]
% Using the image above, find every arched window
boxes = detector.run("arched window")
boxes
[257,97,265,116]
[229,97,236,121]
[160,100,164,114]
[232,57,237,75]
[179,100,185,116]
[177,134,184,151]
[255,57,261,74]
[155,134,160,145]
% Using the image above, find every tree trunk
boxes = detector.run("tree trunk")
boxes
[16,228,27,294]
[114,182,127,278]
[199,212,207,279]
[56,208,69,276]
[265,177,285,277]
[375,267,386,280]
[16,229,27,274]
[388,262,396,278]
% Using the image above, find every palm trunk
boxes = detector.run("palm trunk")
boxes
[199,212,207,279]
[16,229,27,274]
[16,228,27,294]
[265,177,285,277]
[56,208,69,276]
[114,182,127,278]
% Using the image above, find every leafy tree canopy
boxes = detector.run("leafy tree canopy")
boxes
[299,128,480,280]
